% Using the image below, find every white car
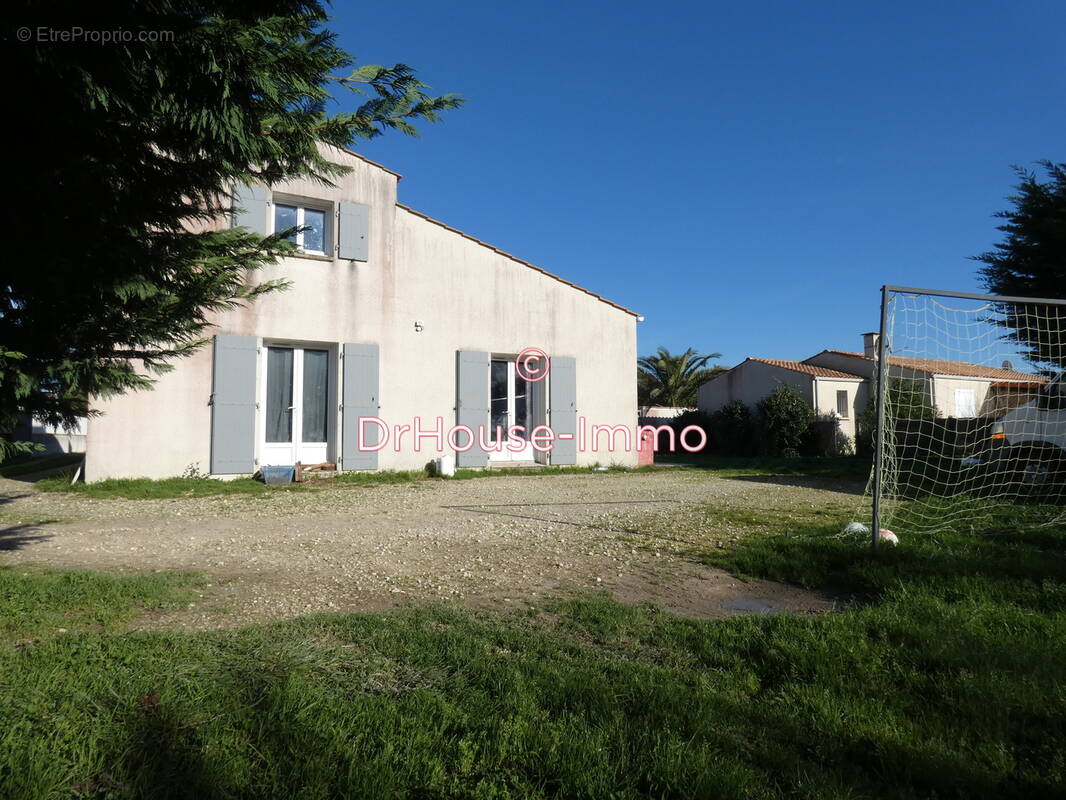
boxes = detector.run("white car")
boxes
[975,373,1066,486]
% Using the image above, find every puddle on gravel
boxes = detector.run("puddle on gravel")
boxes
[722,596,782,615]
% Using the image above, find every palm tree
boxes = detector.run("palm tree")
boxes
[637,347,724,407]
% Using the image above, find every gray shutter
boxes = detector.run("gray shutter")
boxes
[341,343,380,470]
[549,356,577,465]
[232,184,269,235]
[210,334,258,474]
[338,201,370,261]
[456,350,489,468]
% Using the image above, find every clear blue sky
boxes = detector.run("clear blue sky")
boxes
[328,0,1065,368]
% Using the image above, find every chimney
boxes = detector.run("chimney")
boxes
[862,332,879,360]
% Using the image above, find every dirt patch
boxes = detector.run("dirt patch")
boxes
[0,471,853,628]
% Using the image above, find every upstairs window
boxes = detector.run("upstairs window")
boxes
[273,199,331,256]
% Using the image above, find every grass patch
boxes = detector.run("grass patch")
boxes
[1,585,1063,797]
[33,464,658,499]
[34,475,287,499]
[330,469,425,486]
[450,464,649,480]
[656,453,871,481]
[0,566,201,643]
[0,453,83,479]
[701,496,1066,597]
[28,455,867,501]
[2,502,1065,797]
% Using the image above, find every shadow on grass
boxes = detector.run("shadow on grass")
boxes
[53,595,1065,799]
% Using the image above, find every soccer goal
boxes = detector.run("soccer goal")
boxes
[864,285,1066,547]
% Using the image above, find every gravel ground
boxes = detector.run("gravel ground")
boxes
[0,470,857,628]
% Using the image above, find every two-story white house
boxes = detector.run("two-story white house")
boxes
[85,146,639,480]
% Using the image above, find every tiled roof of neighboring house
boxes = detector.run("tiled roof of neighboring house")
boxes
[396,204,640,317]
[747,358,864,379]
[818,350,1047,382]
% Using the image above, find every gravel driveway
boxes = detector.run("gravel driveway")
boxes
[0,470,854,628]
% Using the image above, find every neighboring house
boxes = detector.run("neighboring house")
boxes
[5,410,87,455]
[699,333,1046,443]
[806,333,1045,418]
[32,417,86,454]
[85,145,639,481]
[698,358,866,440]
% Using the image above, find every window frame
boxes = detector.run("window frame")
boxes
[272,194,333,257]
[835,389,849,419]
[954,388,977,418]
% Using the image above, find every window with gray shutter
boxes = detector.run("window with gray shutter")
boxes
[549,356,577,465]
[341,343,380,470]
[456,350,489,468]
[210,334,258,474]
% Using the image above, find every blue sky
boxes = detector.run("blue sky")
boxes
[328,0,1065,368]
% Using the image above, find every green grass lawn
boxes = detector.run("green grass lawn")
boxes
[655,452,871,481]
[33,464,655,500]
[2,463,1064,797]
[28,454,865,501]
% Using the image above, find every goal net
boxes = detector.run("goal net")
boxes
[865,286,1066,540]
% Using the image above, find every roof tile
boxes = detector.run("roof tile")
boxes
[818,351,1045,382]
[748,358,864,379]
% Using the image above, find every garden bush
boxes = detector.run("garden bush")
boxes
[706,401,754,455]
[756,385,814,457]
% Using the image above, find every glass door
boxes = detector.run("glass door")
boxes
[488,359,534,462]
[261,346,331,466]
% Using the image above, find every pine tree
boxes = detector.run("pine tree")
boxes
[976,161,1066,372]
[1,0,462,459]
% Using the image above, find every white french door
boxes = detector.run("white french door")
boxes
[488,359,535,462]
[261,345,331,466]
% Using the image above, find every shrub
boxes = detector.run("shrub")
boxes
[660,410,712,454]
[756,385,814,457]
[854,378,937,459]
[706,401,755,455]
[855,395,877,458]
[803,412,855,457]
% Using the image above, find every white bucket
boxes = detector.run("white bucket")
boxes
[436,454,456,477]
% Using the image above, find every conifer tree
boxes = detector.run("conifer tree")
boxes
[1,1,462,458]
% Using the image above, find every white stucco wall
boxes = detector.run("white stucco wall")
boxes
[698,361,815,414]
[698,361,865,441]
[930,375,992,418]
[86,146,638,480]
[811,378,866,439]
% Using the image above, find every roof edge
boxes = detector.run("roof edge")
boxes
[396,203,640,317]
[747,357,865,379]
[338,146,404,180]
